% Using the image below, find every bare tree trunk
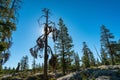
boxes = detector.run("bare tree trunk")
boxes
[44,9,49,80]
[44,35,48,80]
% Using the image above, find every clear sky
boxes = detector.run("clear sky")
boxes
[3,0,120,69]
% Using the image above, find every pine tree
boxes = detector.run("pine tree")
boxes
[100,25,115,65]
[55,18,74,75]
[100,46,109,65]
[74,52,80,71]
[82,42,96,68]
[112,40,120,64]
[32,58,36,73]
[82,42,90,68]
[0,0,21,70]
[89,51,96,66]
[20,55,29,71]
[30,8,59,80]
[96,58,101,66]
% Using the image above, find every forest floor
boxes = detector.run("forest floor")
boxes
[1,65,120,80]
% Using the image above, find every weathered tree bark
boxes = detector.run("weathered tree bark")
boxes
[30,8,58,80]
[44,9,49,80]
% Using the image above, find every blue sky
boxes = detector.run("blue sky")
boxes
[3,0,120,69]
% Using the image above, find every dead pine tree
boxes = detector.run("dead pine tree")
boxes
[30,8,59,80]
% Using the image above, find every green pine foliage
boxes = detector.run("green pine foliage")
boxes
[82,42,90,68]
[74,52,80,71]
[100,47,109,65]
[100,25,120,65]
[0,0,21,71]
[20,55,29,71]
[113,40,120,64]
[82,42,96,68]
[55,18,74,75]
[89,51,96,66]
[100,25,115,65]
